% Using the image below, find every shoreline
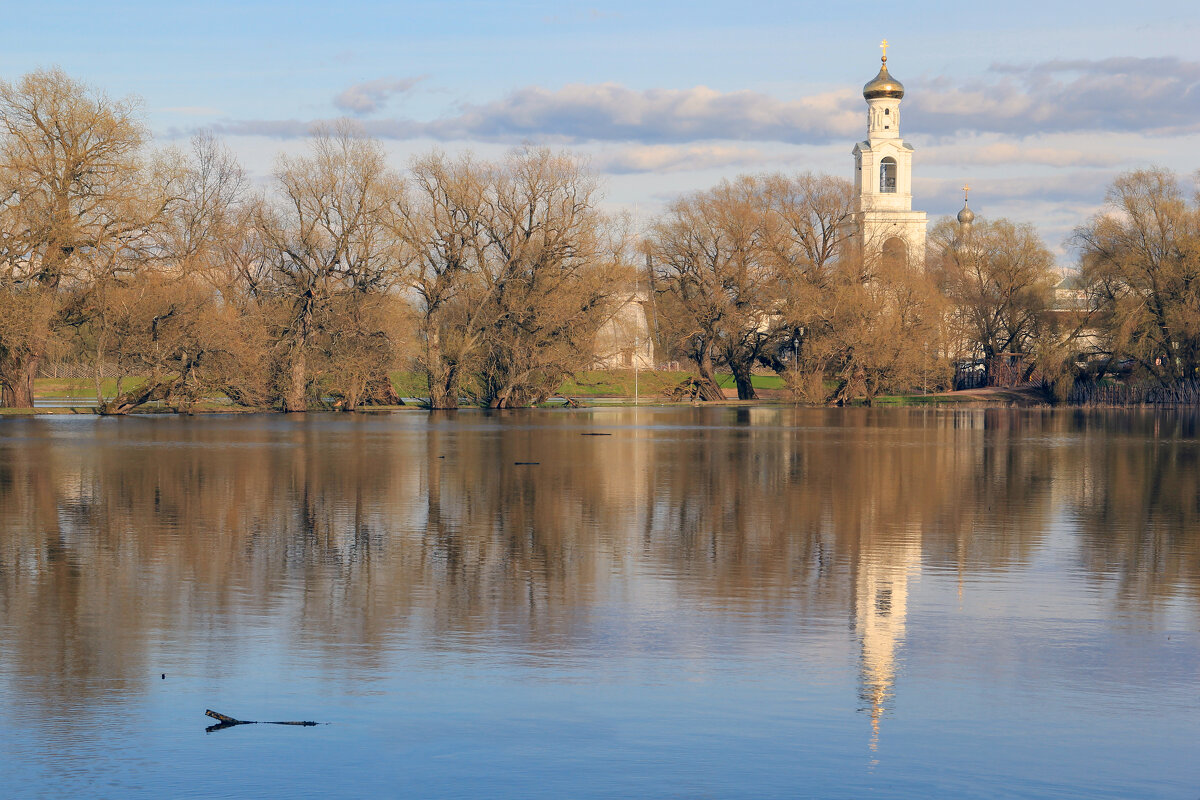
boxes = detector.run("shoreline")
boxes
[4,391,1187,416]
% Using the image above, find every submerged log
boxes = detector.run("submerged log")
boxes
[205,709,319,732]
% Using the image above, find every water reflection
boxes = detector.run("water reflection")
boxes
[1,407,1198,760]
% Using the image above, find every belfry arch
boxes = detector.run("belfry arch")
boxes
[880,157,897,193]
[882,237,907,268]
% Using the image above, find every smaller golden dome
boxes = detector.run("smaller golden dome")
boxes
[957,202,975,225]
[864,58,905,100]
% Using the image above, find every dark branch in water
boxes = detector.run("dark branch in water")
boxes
[205,709,320,733]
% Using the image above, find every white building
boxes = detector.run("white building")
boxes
[593,288,655,369]
[849,43,928,267]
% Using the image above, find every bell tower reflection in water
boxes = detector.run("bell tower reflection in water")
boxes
[853,524,922,752]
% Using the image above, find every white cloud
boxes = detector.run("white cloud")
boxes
[592,144,771,174]
[910,57,1200,137]
[434,83,862,143]
[214,82,861,144]
[926,141,1125,169]
[213,57,1200,152]
[918,171,1115,207]
[333,76,427,115]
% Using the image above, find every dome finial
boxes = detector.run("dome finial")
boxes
[864,41,904,99]
[957,185,975,226]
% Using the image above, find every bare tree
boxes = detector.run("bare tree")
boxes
[315,291,409,410]
[1075,168,1200,385]
[94,275,269,413]
[158,133,255,288]
[931,217,1056,384]
[760,173,855,375]
[0,68,170,407]
[91,137,270,413]
[396,152,492,408]
[256,123,407,411]
[763,173,855,277]
[472,148,624,408]
[648,175,785,400]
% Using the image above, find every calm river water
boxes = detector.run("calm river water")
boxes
[1,407,1198,798]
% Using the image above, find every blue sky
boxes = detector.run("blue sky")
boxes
[4,1,1199,260]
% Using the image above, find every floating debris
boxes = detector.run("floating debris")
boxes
[205,709,320,732]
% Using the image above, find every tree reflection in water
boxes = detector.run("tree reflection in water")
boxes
[0,408,1197,752]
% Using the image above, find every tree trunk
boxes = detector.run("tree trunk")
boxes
[361,374,402,406]
[427,372,458,409]
[283,302,314,412]
[342,382,360,412]
[284,345,307,412]
[731,360,758,400]
[100,375,177,415]
[424,335,459,409]
[0,353,40,408]
[93,338,106,406]
[694,348,726,401]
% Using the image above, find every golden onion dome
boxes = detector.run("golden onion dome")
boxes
[863,58,905,100]
[957,202,975,225]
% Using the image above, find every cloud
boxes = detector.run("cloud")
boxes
[918,171,1115,209]
[909,57,1200,137]
[592,144,771,174]
[205,56,1200,169]
[917,172,1116,254]
[926,141,1125,168]
[212,83,861,145]
[333,76,427,115]
[429,83,861,144]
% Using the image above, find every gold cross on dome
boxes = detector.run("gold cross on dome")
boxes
[963,185,970,202]
[880,39,889,60]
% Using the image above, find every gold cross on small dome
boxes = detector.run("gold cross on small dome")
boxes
[962,185,970,201]
[880,39,889,61]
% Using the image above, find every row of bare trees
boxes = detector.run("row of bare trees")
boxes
[647,174,950,404]
[0,69,626,411]
[932,167,1200,398]
[1,68,1195,410]
[646,167,1200,403]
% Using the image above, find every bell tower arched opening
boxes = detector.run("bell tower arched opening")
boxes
[880,157,897,193]
[882,236,907,268]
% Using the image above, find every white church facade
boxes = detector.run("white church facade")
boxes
[848,42,928,267]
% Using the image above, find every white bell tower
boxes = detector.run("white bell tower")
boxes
[850,41,927,267]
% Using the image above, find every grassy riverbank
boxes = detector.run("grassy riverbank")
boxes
[3,371,1043,414]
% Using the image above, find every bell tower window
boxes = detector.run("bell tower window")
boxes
[880,157,897,193]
